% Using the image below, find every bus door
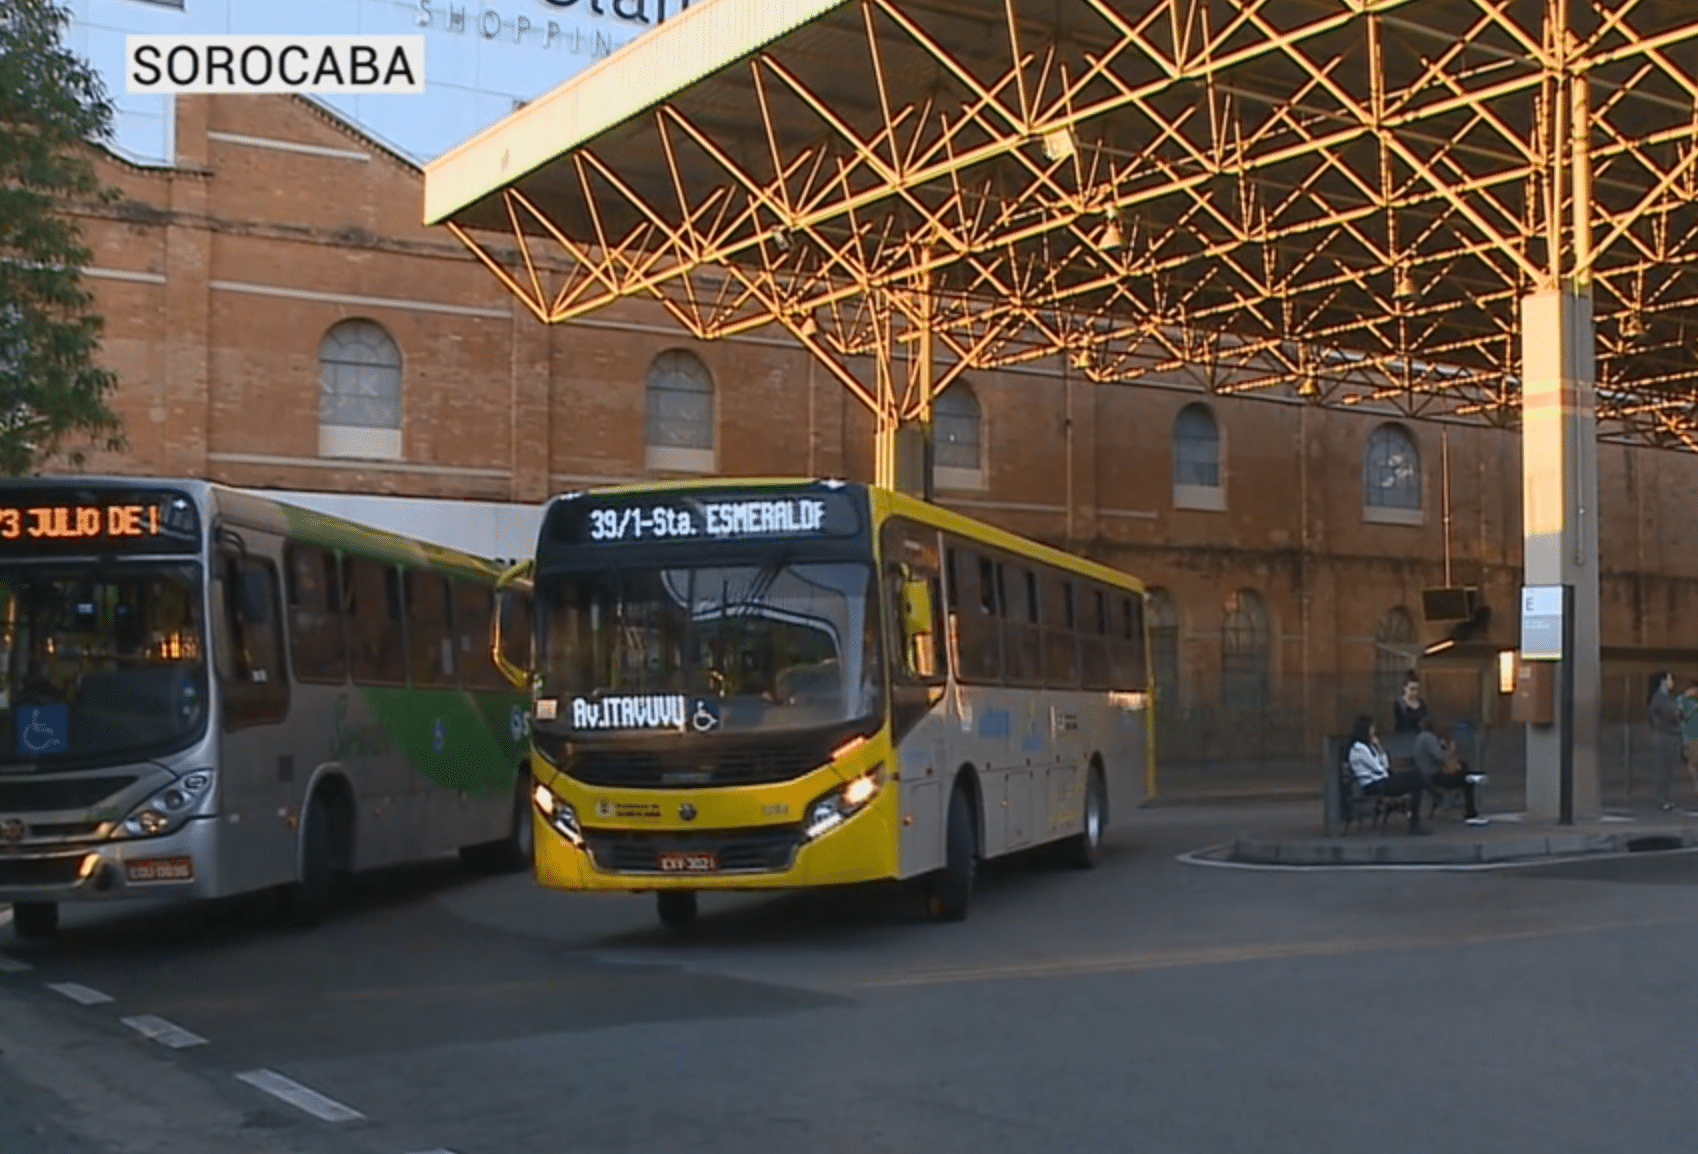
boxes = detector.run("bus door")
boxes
[881,521,949,877]
[212,536,295,892]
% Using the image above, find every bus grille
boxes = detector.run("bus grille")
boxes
[0,777,138,812]
[0,855,87,887]
[563,745,822,789]
[584,826,803,874]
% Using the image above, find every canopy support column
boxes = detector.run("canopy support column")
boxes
[1520,288,1601,821]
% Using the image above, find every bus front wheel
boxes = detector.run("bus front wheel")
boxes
[657,890,698,932]
[283,794,334,928]
[12,901,57,940]
[924,784,977,923]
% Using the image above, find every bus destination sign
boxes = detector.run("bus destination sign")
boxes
[551,488,863,547]
[0,490,200,554]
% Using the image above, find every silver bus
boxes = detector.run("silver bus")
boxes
[0,479,534,939]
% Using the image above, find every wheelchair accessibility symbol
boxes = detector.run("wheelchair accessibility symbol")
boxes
[17,705,67,756]
[689,699,720,733]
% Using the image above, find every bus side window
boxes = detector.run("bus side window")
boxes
[346,558,407,686]
[283,543,347,684]
[455,581,508,691]
[1079,586,1113,690]
[953,551,1002,684]
[405,569,457,687]
[1041,575,1079,688]
[880,521,946,688]
[1114,594,1148,692]
[218,552,289,730]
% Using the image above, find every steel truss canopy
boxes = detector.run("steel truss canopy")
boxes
[426,0,1698,450]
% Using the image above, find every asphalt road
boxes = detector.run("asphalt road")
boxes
[4,803,1698,1154]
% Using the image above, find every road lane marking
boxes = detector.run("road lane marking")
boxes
[0,907,11,927]
[0,955,30,974]
[121,1014,207,1049]
[405,1149,463,1154]
[860,915,1686,990]
[47,982,114,1005]
[235,1069,365,1123]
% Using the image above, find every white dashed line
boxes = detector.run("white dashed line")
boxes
[0,907,12,927]
[0,956,31,974]
[121,1014,208,1049]
[405,1149,462,1154]
[235,1069,365,1123]
[47,982,114,1005]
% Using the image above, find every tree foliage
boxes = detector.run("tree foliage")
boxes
[0,0,123,474]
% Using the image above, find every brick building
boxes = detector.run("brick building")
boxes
[67,93,1698,783]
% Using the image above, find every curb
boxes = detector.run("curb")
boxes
[1227,827,1698,867]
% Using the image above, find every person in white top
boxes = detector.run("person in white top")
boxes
[1345,714,1431,835]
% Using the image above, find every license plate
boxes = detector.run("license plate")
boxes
[657,850,720,873]
[126,856,194,883]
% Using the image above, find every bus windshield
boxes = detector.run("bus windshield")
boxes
[0,563,208,766]
[538,560,882,736]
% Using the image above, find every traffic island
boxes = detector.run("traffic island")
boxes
[1221,817,1698,867]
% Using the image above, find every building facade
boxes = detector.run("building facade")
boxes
[68,94,1698,783]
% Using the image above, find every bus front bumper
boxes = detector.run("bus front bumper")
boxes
[533,783,902,892]
[0,817,221,905]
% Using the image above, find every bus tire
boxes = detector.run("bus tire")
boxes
[12,901,57,940]
[1062,767,1107,870]
[283,793,334,928]
[657,890,698,932]
[925,783,977,923]
[461,767,534,875]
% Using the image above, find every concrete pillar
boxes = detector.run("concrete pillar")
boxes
[164,96,212,478]
[1520,288,1601,819]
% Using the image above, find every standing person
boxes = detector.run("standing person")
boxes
[1411,715,1488,826]
[1392,670,1429,736]
[1678,681,1698,797]
[1386,670,1429,767]
[1346,714,1430,835]
[1648,671,1683,812]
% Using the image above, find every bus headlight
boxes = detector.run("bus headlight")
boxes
[532,783,584,847]
[804,766,884,842]
[121,771,214,838]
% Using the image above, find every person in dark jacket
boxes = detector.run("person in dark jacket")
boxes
[1391,670,1429,736]
[1649,671,1683,812]
[1412,715,1487,825]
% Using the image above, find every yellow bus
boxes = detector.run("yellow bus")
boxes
[510,478,1153,928]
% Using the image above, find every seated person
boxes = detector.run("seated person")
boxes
[1412,715,1488,826]
[1346,714,1431,835]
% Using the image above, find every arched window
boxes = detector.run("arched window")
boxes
[318,319,402,460]
[645,349,716,472]
[1221,589,1270,709]
[1146,587,1181,719]
[1374,606,1418,719]
[933,383,985,489]
[1364,423,1422,519]
[1172,402,1224,510]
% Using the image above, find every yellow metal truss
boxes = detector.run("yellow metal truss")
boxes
[434,0,1698,464]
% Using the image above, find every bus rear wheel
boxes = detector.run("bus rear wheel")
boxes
[1062,768,1107,869]
[657,890,698,932]
[924,784,977,923]
[12,901,57,940]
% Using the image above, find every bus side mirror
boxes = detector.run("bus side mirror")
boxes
[901,578,933,639]
[490,574,533,692]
